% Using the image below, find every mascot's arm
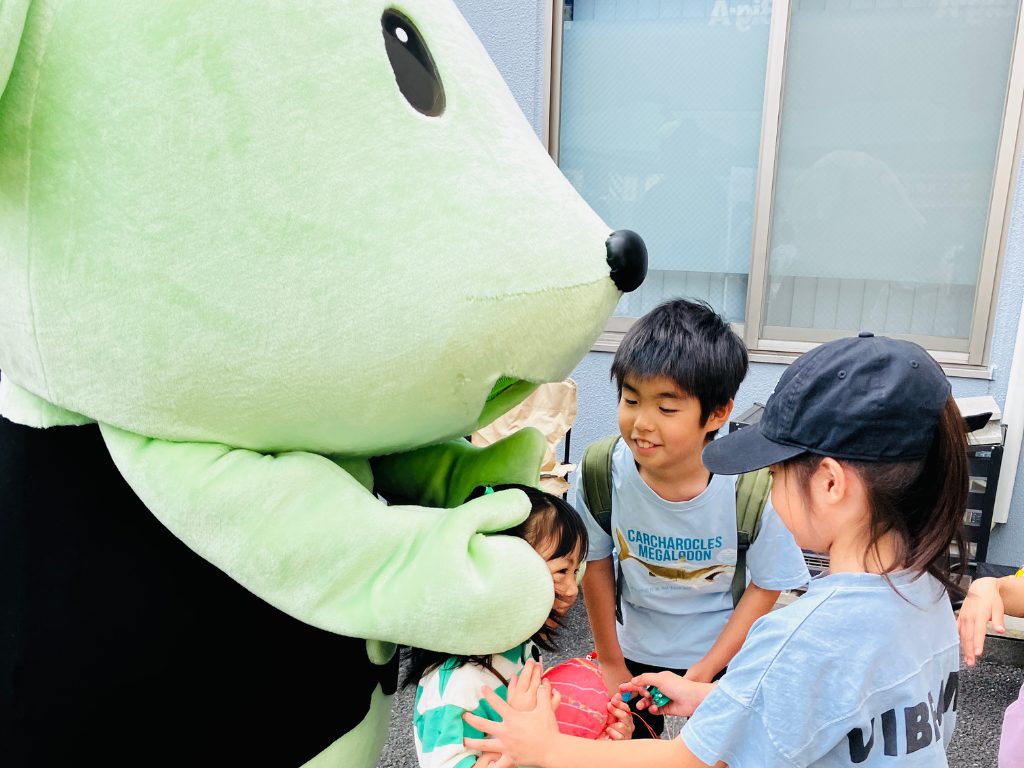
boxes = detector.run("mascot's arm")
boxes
[99,424,553,655]
[370,427,547,508]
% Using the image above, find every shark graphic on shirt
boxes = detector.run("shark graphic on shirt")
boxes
[615,529,733,586]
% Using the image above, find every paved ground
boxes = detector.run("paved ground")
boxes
[377,600,1024,767]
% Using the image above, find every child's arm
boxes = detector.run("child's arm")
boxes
[464,671,720,768]
[685,582,779,682]
[959,574,1024,665]
[581,557,632,695]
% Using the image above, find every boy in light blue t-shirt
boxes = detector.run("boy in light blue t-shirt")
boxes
[576,299,809,738]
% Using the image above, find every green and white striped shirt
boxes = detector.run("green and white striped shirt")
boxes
[412,642,540,768]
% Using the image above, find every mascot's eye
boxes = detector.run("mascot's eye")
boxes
[381,10,445,117]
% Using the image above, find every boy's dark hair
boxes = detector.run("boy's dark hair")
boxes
[401,483,588,688]
[782,396,969,598]
[611,298,748,428]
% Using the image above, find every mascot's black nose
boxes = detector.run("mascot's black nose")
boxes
[606,229,647,293]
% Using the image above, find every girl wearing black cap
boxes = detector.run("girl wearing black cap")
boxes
[464,334,969,767]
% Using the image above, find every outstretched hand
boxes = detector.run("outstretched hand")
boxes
[619,671,713,718]
[464,660,562,768]
[958,576,1004,666]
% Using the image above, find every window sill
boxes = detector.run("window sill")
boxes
[590,333,994,380]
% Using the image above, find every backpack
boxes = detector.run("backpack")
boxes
[578,436,771,620]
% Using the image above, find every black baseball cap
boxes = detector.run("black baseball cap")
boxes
[702,332,951,475]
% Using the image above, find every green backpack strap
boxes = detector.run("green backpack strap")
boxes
[731,467,772,607]
[578,435,618,534]
[578,434,622,622]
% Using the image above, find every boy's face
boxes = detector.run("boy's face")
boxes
[617,375,731,480]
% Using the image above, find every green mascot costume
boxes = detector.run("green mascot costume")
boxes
[0,0,647,765]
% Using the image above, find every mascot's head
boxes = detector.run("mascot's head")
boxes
[0,0,645,455]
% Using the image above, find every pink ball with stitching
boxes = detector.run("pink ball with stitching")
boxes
[542,657,610,739]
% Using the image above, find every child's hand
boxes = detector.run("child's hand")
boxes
[598,692,633,740]
[505,658,549,712]
[464,679,561,768]
[620,671,712,718]
[958,576,1004,666]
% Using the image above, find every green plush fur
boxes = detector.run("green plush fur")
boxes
[0,1,620,763]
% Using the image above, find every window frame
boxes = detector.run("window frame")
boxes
[543,0,1024,377]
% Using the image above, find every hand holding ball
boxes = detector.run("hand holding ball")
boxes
[541,657,611,739]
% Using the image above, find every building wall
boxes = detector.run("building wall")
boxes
[456,0,1024,566]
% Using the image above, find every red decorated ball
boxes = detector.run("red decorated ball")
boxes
[542,657,610,739]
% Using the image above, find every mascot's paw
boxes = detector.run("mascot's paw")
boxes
[455,426,548,502]
[385,487,553,655]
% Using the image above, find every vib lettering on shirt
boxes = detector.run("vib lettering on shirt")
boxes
[846,671,958,763]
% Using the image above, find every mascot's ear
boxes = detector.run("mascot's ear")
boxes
[0,1,29,99]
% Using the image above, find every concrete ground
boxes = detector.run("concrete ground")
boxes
[377,598,1023,767]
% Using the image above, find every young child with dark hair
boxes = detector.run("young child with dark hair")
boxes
[404,483,632,768]
[576,298,808,736]
[465,333,969,767]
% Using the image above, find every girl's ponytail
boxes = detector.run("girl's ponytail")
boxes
[904,396,969,596]
[857,396,968,596]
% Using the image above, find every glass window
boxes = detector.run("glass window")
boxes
[764,0,1020,352]
[558,0,773,322]
[552,0,1023,365]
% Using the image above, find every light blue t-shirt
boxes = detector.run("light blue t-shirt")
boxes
[683,571,959,767]
[576,439,809,668]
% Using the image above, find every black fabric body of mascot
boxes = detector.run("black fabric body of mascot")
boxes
[0,416,397,765]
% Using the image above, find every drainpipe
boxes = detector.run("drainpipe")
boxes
[993,295,1024,525]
